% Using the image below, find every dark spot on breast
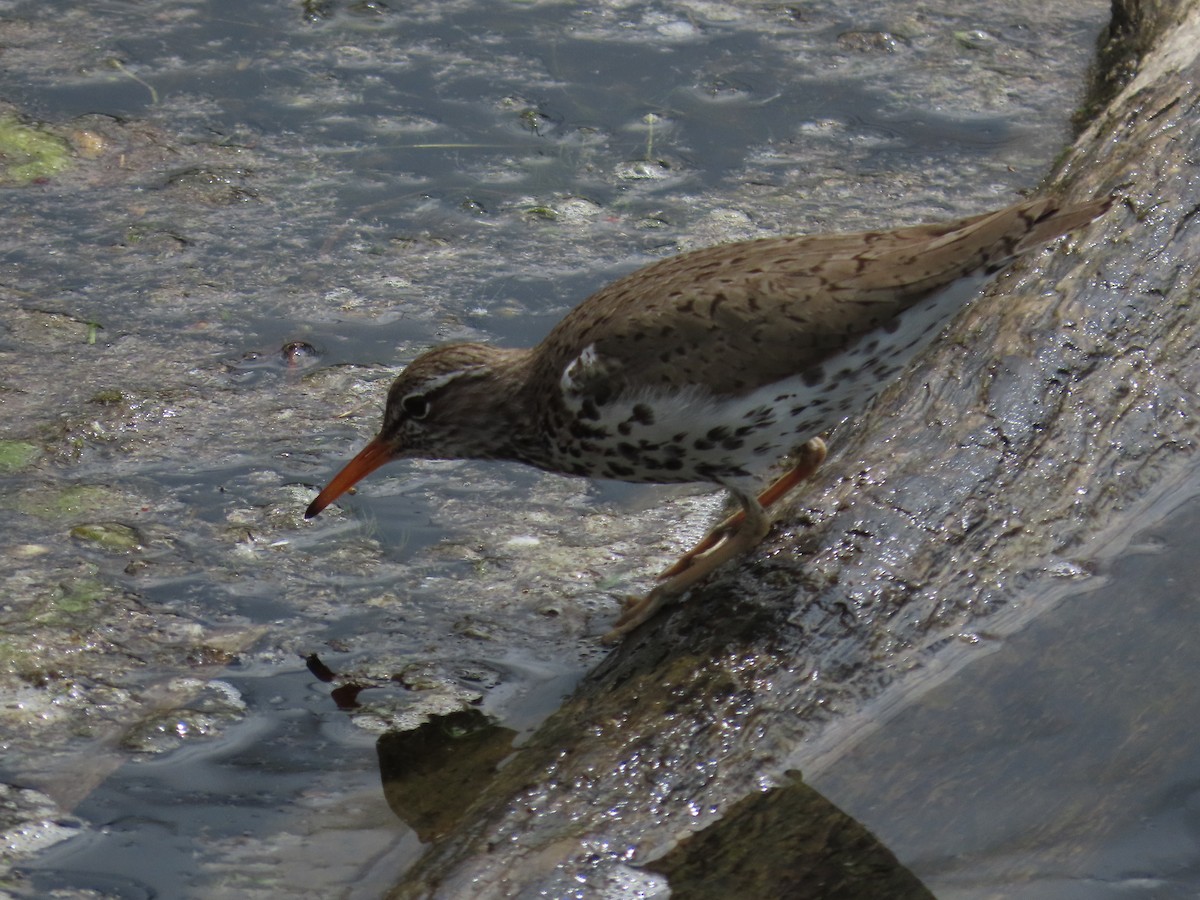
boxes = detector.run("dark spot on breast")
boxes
[570,419,607,440]
[722,438,745,451]
[617,442,640,461]
[693,438,715,451]
[618,422,632,435]
[631,404,655,425]
[707,426,730,441]
[697,461,749,479]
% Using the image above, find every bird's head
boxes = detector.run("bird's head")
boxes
[305,342,529,518]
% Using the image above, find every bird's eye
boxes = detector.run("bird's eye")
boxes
[401,394,430,419]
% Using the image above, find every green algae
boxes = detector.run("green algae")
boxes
[12,484,122,520]
[70,522,143,552]
[0,115,72,184]
[0,440,41,473]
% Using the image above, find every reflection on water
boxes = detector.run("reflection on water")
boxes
[646,771,934,899]
[378,709,517,844]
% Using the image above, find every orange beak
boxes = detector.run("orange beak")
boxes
[305,436,396,519]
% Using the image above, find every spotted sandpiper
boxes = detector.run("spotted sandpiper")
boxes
[306,195,1109,641]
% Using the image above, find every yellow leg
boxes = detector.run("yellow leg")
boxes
[601,437,827,643]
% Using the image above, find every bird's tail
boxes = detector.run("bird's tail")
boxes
[1009,195,1113,256]
[848,194,1113,293]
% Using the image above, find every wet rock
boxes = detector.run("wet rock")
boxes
[161,166,260,204]
[0,784,84,866]
[69,521,142,552]
[838,31,903,53]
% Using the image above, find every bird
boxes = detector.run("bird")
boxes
[305,194,1110,642]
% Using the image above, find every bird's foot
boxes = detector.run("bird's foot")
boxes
[601,501,772,644]
[656,513,744,579]
[601,586,678,644]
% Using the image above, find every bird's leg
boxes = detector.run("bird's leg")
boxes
[601,437,827,644]
[657,437,828,579]
[602,489,771,643]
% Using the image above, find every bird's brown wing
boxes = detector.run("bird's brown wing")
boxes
[536,196,1109,397]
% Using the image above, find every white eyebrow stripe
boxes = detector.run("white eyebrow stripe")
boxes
[407,366,489,397]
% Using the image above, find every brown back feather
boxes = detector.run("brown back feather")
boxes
[533,196,1109,396]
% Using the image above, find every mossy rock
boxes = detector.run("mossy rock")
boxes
[0,440,41,473]
[0,115,72,184]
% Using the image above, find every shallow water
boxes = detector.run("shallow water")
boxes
[4,0,1178,896]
